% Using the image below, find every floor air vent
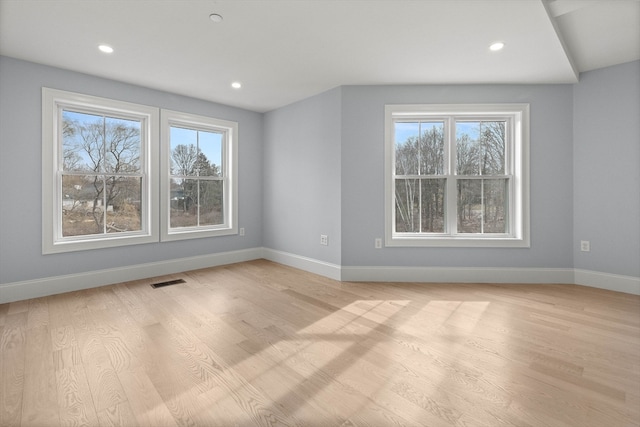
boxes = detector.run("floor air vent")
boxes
[151,279,186,289]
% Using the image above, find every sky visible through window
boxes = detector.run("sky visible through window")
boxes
[62,111,223,172]
[170,126,223,172]
[62,110,141,172]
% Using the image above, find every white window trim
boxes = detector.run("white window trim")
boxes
[384,103,530,248]
[160,109,238,241]
[42,87,159,254]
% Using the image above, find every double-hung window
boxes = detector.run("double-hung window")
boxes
[160,110,238,241]
[42,88,159,253]
[43,89,239,252]
[385,104,529,247]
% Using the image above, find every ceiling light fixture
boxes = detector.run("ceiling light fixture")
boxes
[231,81,242,89]
[489,42,505,52]
[98,44,114,54]
[209,13,223,23]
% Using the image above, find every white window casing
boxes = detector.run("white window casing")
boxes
[384,103,530,248]
[42,88,159,254]
[160,109,238,241]
[43,88,239,253]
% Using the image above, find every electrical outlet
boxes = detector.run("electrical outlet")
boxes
[375,238,382,249]
[580,240,590,252]
[320,234,328,246]
[239,227,245,236]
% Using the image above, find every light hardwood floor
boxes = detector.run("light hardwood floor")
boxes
[1,259,639,427]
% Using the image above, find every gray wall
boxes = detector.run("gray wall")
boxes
[0,56,264,284]
[263,88,342,265]
[340,84,575,269]
[2,54,637,289]
[573,61,640,277]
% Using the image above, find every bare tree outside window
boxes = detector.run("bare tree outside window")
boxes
[386,103,528,247]
[456,121,507,234]
[61,110,142,237]
[394,119,508,235]
[169,127,223,229]
[394,121,445,233]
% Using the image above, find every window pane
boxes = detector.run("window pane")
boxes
[62,110,104,172]
[456,121,505,175]
[170,127,198,176]
[198,131,223,177]
[104,117,141,174]
[62,175,105,236]
[395,122,419,175]
[395,179,419,232]
[170,178,198,228]
[457,179,508,234]
[457,179,482,233]
[199,180,224,226]
[483,179,507,233]
[105,176,142,233]
[480,121,506,174]
[419,122,444,175]
[456,122,481,175]
[420,178,446,232]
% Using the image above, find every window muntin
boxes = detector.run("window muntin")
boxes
[161,110,237,241]
[42,88,159,254]
[385,104,529,247]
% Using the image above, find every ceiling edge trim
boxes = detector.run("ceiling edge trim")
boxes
[541,0,580,81]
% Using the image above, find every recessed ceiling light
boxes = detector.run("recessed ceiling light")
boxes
[209,13,223,23]
[489,42,505,52]
[231,81,242,89]
[98,44,114,54]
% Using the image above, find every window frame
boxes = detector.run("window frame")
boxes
[384,103,530,248]
[160,109,238,241]
[42,87,159,254]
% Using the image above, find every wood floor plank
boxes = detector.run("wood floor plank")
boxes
[0,312,26,427]
[70,302,129,415]
[6,300,29,316]
[0,303,9,327]
[111,282,160,327]
[20,325,59,426]
[96,401,138,427]
[143,295,299,426]
[212,341,341,425]
[26,297,49,330]
[75,326,129,413]
[141,322,214,427]
[116,368,179,427]
[54,361,99,427]
[1,260,639,426]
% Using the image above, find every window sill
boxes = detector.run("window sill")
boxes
[161,226,237,242]
[386,235,530,248]
[43,233,158,254]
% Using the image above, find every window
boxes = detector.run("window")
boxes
[43,89,239,253]
[160,110,238,241]
[42,88,159,254]
[385,104,529,247]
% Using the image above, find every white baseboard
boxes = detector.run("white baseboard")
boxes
[257,253,639,295]
[262,248,342,281]
[0,247,262,304]
[341,265,575,284]
[574,269,640,295]
[2,248,638,304]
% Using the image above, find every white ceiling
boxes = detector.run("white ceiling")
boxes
[1,0,638,112]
